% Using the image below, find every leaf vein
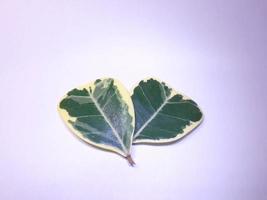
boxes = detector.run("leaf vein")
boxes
[138,85,156,111]
[134,94,171,139]
[158,112,189,121]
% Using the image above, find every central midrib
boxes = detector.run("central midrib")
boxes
[134,96,171,139]
[88,91,128,154]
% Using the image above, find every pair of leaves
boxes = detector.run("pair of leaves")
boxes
[58,78,203,165]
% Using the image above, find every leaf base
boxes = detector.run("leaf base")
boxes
[126,155,135,166]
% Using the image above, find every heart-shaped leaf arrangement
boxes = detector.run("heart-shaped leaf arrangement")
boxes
[58,78,203,166]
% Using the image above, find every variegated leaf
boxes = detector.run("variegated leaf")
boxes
[132,78,203,144]
[58,78,135,165]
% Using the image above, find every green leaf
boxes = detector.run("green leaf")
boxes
[131,78,203,144]
[58,78,135,165]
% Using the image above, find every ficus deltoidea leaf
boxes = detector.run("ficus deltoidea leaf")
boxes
[58,78,135,165]
[131,78,203,144]
[58,77,203,166]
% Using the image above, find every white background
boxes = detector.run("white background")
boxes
[0,0,266,199]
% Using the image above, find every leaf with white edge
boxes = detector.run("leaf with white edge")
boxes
[58,78,135,165]
[131,78,203,144]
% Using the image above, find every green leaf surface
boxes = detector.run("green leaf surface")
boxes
[58,78,135,163]
[132,78,203,143]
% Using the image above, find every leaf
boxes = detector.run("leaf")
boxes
[131,78,203,144]
[58,78,135,165]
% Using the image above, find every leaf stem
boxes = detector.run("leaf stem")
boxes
[126,155,135,166]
